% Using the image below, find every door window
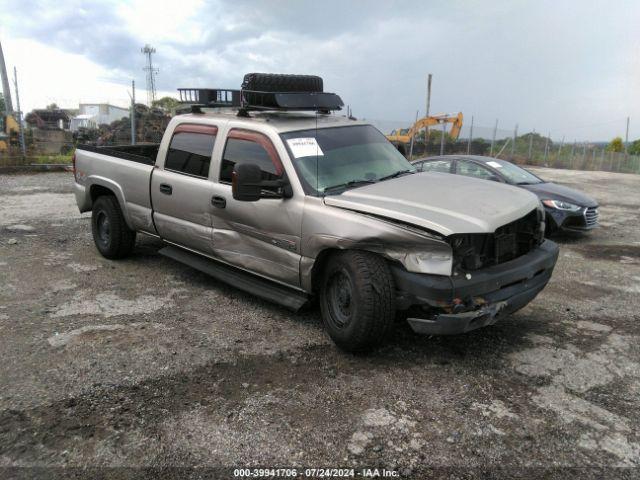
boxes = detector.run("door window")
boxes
[456,159,495,180]
[165,125,217,178]
[220,130,283,184]
[418,159,452,173]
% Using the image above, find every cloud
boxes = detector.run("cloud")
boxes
[0,0,638,140]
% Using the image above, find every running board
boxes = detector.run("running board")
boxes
[159,246,308,311]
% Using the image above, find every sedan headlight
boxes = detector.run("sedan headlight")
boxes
[542,199,581,212]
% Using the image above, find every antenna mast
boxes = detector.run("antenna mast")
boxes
[141,44,158,106]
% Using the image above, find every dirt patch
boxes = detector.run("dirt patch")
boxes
[570,244,640,261]
[1,170,640,474]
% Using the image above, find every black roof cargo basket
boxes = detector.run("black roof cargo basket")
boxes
[177,73,344,116]
[178,88,241,108]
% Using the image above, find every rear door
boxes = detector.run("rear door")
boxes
[209,128,303,287]
[151,124,217,254]
[416,158,454,173]
[455,159,500,181]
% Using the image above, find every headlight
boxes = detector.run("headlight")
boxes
[384,247,453,276]
[542,199,581,212]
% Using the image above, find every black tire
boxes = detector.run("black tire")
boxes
[242,73,323,93]
[319,251,396,353]
[91,195,136,259]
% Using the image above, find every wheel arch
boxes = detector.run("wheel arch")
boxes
[304,246,396,295]
[86,177,134,230]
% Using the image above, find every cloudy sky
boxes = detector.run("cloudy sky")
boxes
[0,0,638,141]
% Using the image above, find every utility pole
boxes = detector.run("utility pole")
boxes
[141,44,158,106]
[13,67,26,158]
[466,115,474,154]
[490,118,498,156]
[0,40,13,114]
[425,74,432,145]
[440,119,446,155]
[624,116,630,160]
[129,80,136,145]
[510,123,518,159]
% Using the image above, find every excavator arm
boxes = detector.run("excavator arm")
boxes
[386,112,464,146]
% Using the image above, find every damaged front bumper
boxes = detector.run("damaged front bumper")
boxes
[391,240,559,335]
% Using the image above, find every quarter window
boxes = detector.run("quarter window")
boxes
[165,130,216,178]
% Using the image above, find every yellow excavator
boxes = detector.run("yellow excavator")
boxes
[386,112,463,154]
[0,113,19,152]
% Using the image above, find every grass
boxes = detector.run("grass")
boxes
[29,154,74,164]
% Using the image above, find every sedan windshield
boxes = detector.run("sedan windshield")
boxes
[281,125,414,195]
[487,159,544,185]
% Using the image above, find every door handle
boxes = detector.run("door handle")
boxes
[159,183,173,195]
[211,196,226,208]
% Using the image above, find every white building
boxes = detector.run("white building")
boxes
[70,103,130,131]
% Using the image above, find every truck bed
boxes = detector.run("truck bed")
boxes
[76,143,160,166]
[74,144,158,234]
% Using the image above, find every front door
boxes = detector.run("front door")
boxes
[151,124,217,254]
[209,129,303,287]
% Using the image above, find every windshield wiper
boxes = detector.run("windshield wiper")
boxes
[323,179,376,195]
[378,169,415,182]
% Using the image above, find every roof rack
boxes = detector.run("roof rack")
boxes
[178,73,344,117]
[177,88,241,108]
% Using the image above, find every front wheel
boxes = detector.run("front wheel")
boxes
[320,251,396,353]
[91,195,136,259]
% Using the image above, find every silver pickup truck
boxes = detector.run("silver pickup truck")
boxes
[73,73,559,352]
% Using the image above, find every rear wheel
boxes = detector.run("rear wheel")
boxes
[91,195,136,259]
[319,251,395,353]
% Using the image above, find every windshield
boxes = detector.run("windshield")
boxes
[487,159,544,185]
[281,125,414,195]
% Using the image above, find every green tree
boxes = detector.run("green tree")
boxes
[607,136,624,152]
[627,139,640,155]
[152,96,180,113]
[46,103,60,110]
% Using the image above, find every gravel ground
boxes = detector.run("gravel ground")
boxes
[0,168,638,478]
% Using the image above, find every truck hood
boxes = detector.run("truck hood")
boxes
[323,172,541,236]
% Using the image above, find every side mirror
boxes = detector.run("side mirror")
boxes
[232,163,262,201]
[488,175,502,182]
[232,163,292,202]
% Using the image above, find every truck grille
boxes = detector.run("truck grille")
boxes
[584,207,599,228]
[447,209,544,271]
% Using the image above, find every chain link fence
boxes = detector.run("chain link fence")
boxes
[0,104,169,168]
[2,110,638,175]
[367,118,640,174]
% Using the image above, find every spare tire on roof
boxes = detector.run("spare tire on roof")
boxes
[242,73,323,93]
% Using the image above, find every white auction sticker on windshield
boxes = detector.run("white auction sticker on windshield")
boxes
[486,161,503,168]
[287,137,324,158]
